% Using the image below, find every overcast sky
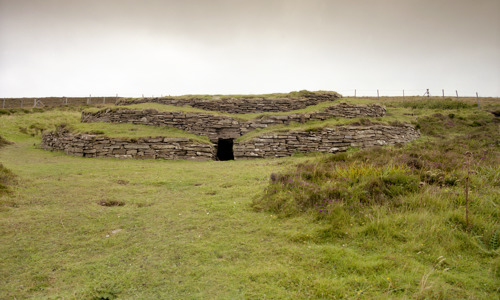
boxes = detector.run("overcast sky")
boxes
[1,0,499,98]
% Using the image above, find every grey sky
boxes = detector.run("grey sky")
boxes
[1,0,499,97]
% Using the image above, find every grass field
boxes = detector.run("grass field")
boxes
[0,97,499,299]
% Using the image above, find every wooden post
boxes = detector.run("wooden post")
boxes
[2,98,4,109]
[354,89,356,98]
[476,92,480,110]
[33,99,36,107]
[456,90,459,100]
[403,89,405,100]
[377,89,379,101]
[21,99,23,108]
[103,97,106,104]
[116,94,118,102]
[442,89,445,99]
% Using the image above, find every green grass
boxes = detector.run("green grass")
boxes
[82,103,223,115]
[0,98,499,299]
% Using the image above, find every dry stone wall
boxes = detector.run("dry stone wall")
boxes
[117,93,341,114]
[81,109,241,142]
[41,129,215,160]
[81,103,386,142]
[234,124,420,159]
[240,103,386,135]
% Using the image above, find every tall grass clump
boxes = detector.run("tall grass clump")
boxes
[254,105,499,250]
[256,160,418,218]
[0,135,12,148]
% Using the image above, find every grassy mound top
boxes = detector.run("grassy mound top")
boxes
[83,100,350,122]
[120,90,341,102]
[65,122,211,144]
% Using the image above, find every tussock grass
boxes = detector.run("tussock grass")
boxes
[0,135,12,148]
[0,162,16,197]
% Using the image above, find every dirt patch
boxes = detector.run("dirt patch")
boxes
[98,200,125,207]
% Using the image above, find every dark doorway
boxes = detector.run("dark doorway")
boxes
[217,138,234,161]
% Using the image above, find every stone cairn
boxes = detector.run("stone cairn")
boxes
[42,94,420,160]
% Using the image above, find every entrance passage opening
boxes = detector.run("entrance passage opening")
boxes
[216,138,234,161]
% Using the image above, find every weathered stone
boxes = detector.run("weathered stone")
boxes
[233,125,419,159]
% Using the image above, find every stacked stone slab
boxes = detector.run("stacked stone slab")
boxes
[116,92,341,114]
[42,127,214,160]
[81,103,387,142]
[234,124,420,159]
[42,95,421,160]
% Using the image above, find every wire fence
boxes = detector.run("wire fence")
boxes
[0,95,121,109]
[336,89,495,99]
[1,90,498,109]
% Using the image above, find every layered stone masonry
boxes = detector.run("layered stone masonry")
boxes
[81,103,386,142]
[41,128,215,160]
[116,92,341,114]
[234,124,420,159]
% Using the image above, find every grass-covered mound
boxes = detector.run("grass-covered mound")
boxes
[83,100,349,122]
[253,106,499,298]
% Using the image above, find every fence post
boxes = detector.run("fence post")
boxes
[377,89,379,101]
[403,89,405,100]
[103,97,106,104]
[476,92,480,110]
[456,90,459,100]
[354,89,356,98]
[21,99,23,108]
[442,89,445,99]
[33,99,36,107]
[2,98,4,109]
